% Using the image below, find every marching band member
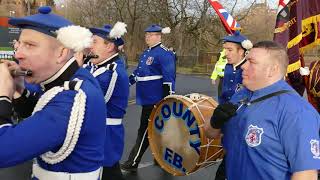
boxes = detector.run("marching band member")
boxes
[0,6,106,179]
[121,24,176,172]
[205,41,320,180]
[218,31,252,104]
[214,31,252,180]
[83,23,129,180]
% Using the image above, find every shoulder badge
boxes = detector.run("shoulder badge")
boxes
[310,139,320,159]
[245,125,264,147]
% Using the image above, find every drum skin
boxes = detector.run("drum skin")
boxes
[148,94,224,176]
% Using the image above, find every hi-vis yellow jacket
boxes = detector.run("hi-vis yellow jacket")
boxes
[211,49,227,80]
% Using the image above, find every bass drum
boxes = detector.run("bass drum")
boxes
[148,93,224,176]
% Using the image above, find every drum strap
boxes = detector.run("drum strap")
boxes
[241,90,293,106]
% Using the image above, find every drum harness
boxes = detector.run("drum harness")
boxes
[237,90,294,110]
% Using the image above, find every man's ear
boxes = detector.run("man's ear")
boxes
[107,42,116,52]
[238,48,245,57]
[268,64,279,77]
[56,47,70,64]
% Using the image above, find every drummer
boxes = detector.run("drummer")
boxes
[206,41,320,180]
[121,24,176,172]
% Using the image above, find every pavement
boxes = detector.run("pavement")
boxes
[0,70,221,180]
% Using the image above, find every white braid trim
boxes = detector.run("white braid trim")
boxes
[32,87,64,115]
[93,67,107,77]
[32,86,87,164]
[104,71,118,103]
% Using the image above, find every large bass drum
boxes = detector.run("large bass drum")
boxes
[148,93,224,176]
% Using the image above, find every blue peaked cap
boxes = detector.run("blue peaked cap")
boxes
[9,6,73,37]
[90,24,124,46]
[89,24,112,40]
[222,31,248,44]
[144,24,162,32]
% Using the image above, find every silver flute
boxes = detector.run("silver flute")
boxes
[11,70,33,77]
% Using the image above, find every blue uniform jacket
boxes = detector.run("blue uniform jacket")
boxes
[222,80,320,180]
[129,43,176,105]
[84,54,129,166]
[0,58,106,173]
[219,61,245,104]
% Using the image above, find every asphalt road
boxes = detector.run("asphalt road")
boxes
[0,71,221,180]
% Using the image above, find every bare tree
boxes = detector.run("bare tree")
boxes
[60,0,262,62]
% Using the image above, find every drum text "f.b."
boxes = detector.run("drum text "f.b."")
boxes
[164,147,186,173]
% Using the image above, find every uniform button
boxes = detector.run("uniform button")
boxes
[141,61,143,62]
[144,55,146,57]
[230,80,233,82]
[233,72,236,74]
[227,97,230,99]
[139,67,141,68]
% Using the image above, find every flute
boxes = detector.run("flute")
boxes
[0,60,33,77]
[11,70,33,77]
[83,54,99,59]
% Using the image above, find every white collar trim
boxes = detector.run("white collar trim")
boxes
[149,42,161,49]
[40,57,76,88]
[96,53,118,66]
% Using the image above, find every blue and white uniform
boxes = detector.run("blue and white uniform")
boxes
[219,60,245,104]
[222,80,320,180]
[121,24,176,171]
[84,54,129,167]
[129,42,176,105]
[0,58,106,179]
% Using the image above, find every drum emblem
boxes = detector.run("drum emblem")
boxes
[245,125,264,147]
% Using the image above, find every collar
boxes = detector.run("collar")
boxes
[96,53,119,68]
[233,57,246,70]
[40,57,79,91]
[249,80,292,102]
[149,42,161,50]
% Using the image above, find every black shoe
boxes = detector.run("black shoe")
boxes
[120,161,138,172]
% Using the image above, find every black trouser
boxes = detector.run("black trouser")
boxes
[125,105,154,166]
[102,162,124,180]
[215,157,226,180]
[217,77,224,98]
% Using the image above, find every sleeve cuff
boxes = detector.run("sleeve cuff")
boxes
[0,96,13,121]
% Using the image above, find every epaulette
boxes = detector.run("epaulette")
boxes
[106,62,117,71]
[160,44,169,51]
[63,79,83,91]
